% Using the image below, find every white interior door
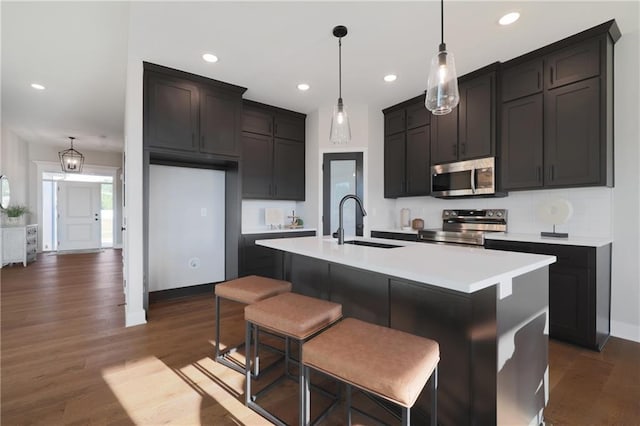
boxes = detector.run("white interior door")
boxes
[58,181,102,250]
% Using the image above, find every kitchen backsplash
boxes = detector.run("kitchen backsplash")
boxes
[242,200,303,231]
[393,187,612,238]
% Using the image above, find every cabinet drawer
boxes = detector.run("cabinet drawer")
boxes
[502,59,543,102]
[384,109,405,135]
[406,101,429,129]
[546,38,600,89]
[243,108,272,135]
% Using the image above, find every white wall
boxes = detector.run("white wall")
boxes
[242,199,298,231]
[148,166,225,291]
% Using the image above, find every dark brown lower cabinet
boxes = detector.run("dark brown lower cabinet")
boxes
[239,231,315,279]
[485,239,611,350]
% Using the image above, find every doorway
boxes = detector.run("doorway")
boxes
[41,172,114,251]
[322,152,364,237]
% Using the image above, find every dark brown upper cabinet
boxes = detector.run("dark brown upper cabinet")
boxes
[431,64,497,165]
[146,74,199,153]
[241,100,306,200]
[143,62,246,159]
[383,95,431,198]
[501,20,619,191]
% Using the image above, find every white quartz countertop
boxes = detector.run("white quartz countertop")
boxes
[242,227,317,235]
[257,236,556,294]
[485,232,612,247]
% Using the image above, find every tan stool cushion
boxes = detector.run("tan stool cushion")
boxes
[215,275,291,304]
[303,318,439,408]
[244,292,342,340]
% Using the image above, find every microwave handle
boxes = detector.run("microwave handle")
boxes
[470,168,476,194]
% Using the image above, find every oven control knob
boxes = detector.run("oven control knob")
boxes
[444,211,450,216]
[487,211,494,217]
[451,211,457,217]
[497,211,503,217]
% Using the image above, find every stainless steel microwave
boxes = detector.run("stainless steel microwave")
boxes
[431,157,501,198]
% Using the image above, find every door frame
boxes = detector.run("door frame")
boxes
[34,161,120,252]
[322,152,364,236]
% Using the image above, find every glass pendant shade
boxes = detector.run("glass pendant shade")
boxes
[330,98,351,144]
[426,47,459,115]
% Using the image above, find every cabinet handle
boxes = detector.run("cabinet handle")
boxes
[549,165,555,181]
[461,143,466,156]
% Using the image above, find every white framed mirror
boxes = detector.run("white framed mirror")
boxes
[0,175,10,209]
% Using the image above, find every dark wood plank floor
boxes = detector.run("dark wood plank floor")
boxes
[2,250,638,425]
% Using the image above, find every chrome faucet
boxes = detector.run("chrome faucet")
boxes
[335,194,367,245]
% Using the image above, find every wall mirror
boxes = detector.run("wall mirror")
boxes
[1,175,10,209]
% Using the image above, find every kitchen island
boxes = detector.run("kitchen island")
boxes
[257,236,556,426]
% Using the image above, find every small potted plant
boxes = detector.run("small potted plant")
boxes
[2,204,30,225]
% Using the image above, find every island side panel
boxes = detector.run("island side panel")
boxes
[496,266,549,426]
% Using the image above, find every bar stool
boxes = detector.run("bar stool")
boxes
[244,292,343,426]
[302,318,440,426]
[215,275,292,374]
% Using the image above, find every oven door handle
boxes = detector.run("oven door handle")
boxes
[470,168,476,194]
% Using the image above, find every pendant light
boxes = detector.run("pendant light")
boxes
[59,137,84,173]
[330,25,351,144]
[425,0,459,115]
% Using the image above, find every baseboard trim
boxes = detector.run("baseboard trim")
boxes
[611,320,640,343]
[125,309,147,327]
[149,283,216,304]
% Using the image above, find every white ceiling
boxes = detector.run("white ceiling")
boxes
[2,1,638,153]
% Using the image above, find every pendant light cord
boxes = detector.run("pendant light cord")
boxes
[440,0,444,45]
[338,37,342,100]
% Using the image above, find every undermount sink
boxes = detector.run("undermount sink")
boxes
[343,240,402,249]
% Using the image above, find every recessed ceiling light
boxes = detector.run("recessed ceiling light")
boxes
[297,83,310,91]
[202,53,218,63]
[499,12,520,26]
[31,83,45,90]
[384,74,397,82]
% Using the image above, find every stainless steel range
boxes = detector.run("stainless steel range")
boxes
[418,209,507,246]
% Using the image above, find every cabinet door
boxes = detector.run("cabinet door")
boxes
[241,133,273,199]
[200,88,241,156]
[406,101,429,129]
[430,109,458,164]
[242,108,273,135]
[549,264,590,345]
[274,114,305,141]
[146,74,199,152]
[273,139,305,200]
[384,132,406,198]
[405,126,431,196]
[502,59,543,102]
[544,77,601,187]
[546,38,600,90]
[458,73,494,160]
[329,264,389,326]
[501,94,544,190]
[384,109,405,135]
[239,235,283,279]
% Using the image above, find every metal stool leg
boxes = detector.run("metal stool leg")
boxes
[431,365,438,426]
[402,407,410,426]
[245,321,252,406]
[215,295,221,358]
[346,383,352,426]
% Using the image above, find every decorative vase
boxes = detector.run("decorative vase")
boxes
[6,216,20,225]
